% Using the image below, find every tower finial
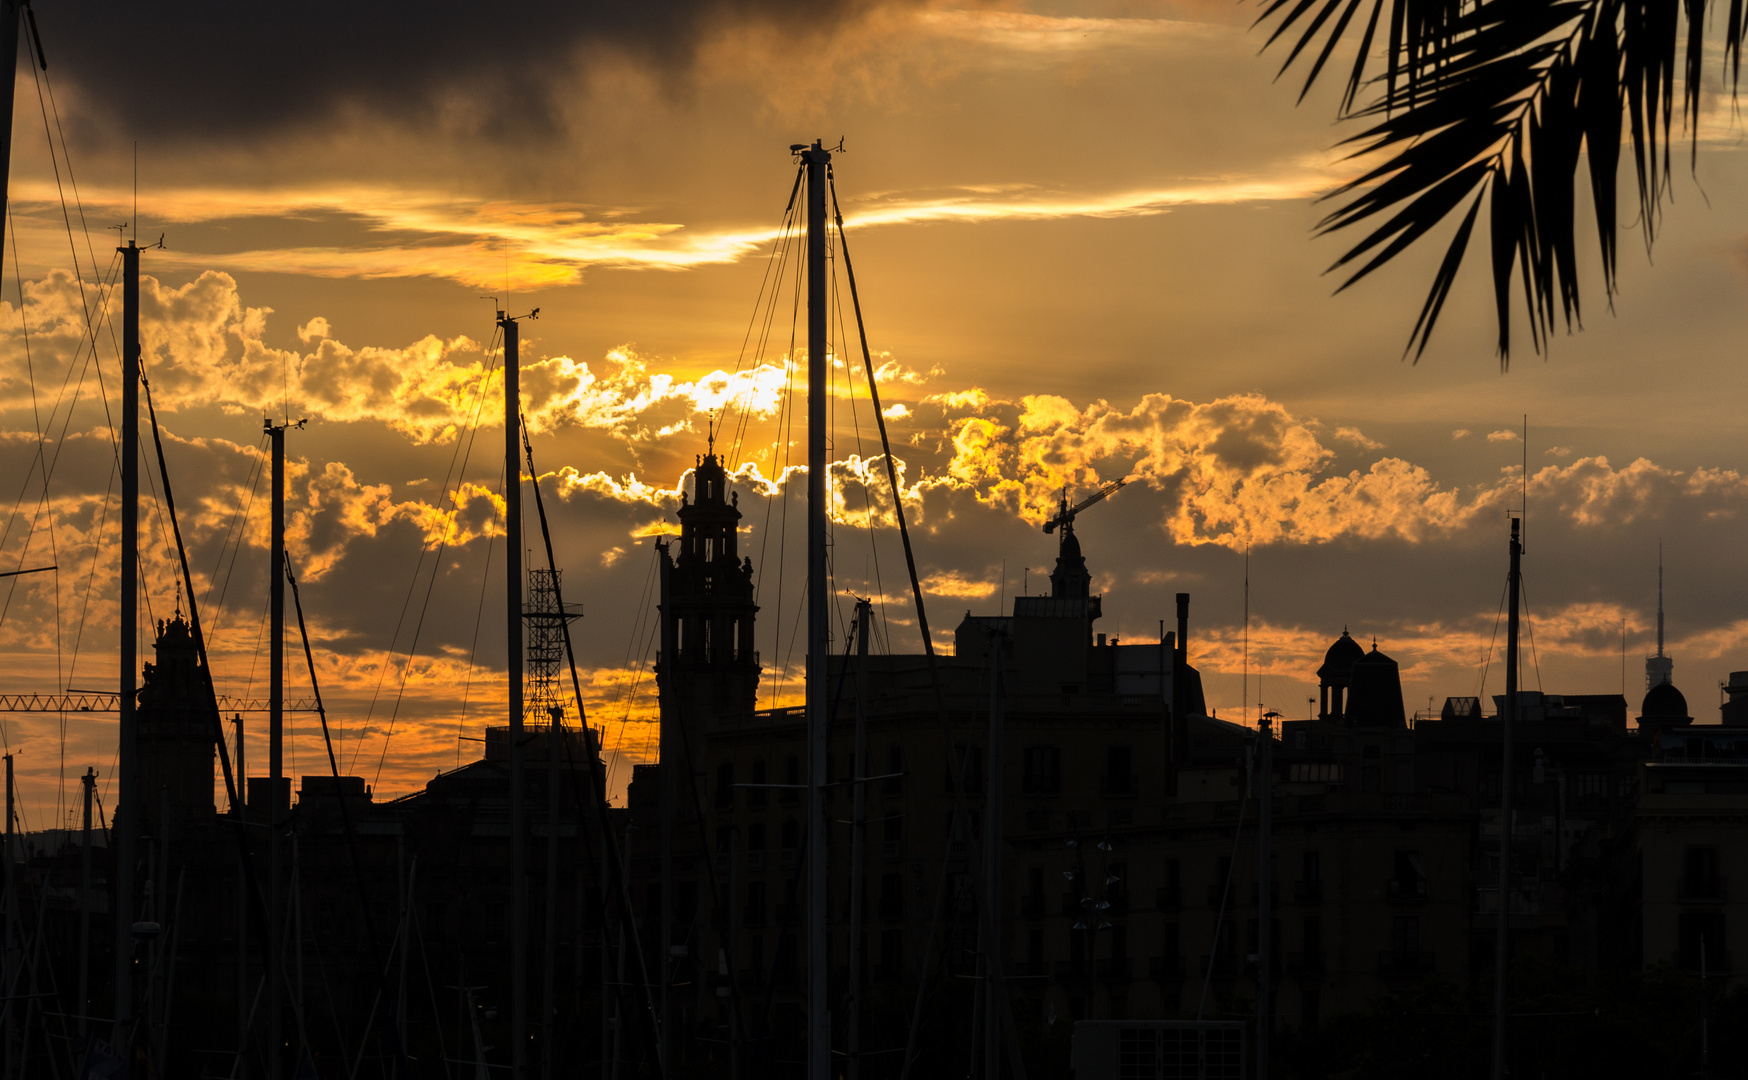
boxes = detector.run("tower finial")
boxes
[707,414,716,457]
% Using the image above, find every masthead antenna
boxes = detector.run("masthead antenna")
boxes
[1657,541,1665,658]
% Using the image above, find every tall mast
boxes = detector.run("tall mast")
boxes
[1657,543,1664,658]
[984,632,1004,1080]
[267,419,286,1080]
[657,545,674,1074]
[802,137,831,1080]
[78,768,94,1040]
[848,600,871,1080]
[0,0,21,274]
[500,310,527,1080]
[1257,712,1273,1080]
[1490,516,1522,1080]
[116,237,139,1044]
[5,752,14,1078]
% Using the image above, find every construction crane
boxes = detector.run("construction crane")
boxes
[1044,476,1129,535]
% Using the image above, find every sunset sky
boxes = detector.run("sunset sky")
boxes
[3,0,1747,827]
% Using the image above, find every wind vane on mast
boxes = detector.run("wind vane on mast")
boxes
[1043,476,1129,535]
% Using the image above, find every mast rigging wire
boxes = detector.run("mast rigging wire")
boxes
[352,328,503,779]
[285,550,413,1079]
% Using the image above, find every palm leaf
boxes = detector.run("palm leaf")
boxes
[1256,0,1747,360]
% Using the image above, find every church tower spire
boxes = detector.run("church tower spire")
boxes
[656,449,761,721]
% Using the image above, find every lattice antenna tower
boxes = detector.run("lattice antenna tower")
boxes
[523,568,583,726]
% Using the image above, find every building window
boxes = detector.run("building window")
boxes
[883,746,904,794]
[1362,745,1382,793]
[1390,851,1427,899]
[1389,915,1420,964]
[1155,859,1181,911]
[1303,986,1320,1027]
[715,762,735,809]
[1683,847,1723,901]
[1102,745,1135,795]
[1289,763,1342,783]
[879,873,905,920]
[780,819,799,852]
[1022,746,1061,794]
[946,744,983,794]
[1028,929,1045,977]
[744,881,766,925]
[747,822,766,851]
[1303,850,1321,883]
[781,756,799,805]
[1107,862,1128,913]
[748,759,767,809]
[880,929,903,980]
[1678,912,1726,971]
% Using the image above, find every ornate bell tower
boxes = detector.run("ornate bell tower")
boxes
[657,447,761,726]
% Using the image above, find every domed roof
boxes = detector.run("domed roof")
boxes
[1347,644,1407,728]
[1317,630,1365,682]
[1641,681,1690,720]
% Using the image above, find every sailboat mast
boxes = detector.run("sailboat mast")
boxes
[848,599,870,1080]
[267,419,287,1080]
[500,312,527,1080]
[5,752,14,1079]
[802,137,831,1080]
[1490,516,1522,1080]
[116,238,140,1043]
[79,768,93,1040]
[0,0,20,274]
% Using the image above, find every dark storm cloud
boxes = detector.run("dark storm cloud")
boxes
[38,0,900,141]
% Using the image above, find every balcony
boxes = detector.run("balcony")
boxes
[1293,880,1322,906]
[878,898,904,921]
[1024,809,1054,832]
[1284,950,1325,976]
[1095,957,1132,984]
[745,852,765,872]
[1387,877,1427,902]
[1148,955,1185,981]
[1377,950,1436,975]
[1155,885,1181,912]
[1679,880,1728,903]
[880,841,901,861]
[779,848,798,869]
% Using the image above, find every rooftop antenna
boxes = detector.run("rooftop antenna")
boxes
[1657,542,1665,659]
[1242,544,1250,728]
